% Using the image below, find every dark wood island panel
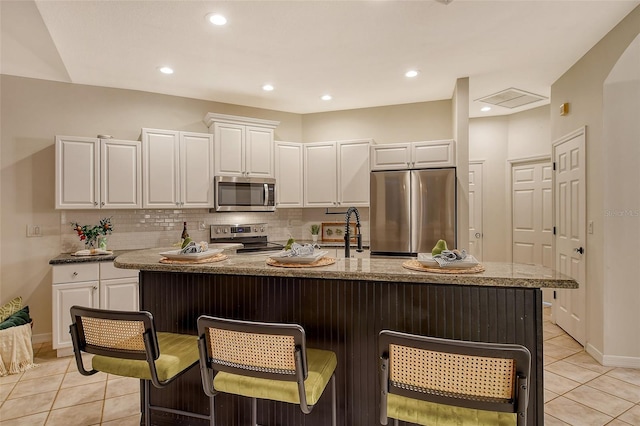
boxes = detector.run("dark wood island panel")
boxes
[139,270,543,426]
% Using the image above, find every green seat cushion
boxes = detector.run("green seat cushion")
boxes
[0,306,31,330]
[387,393,517,426]
[92,332,199,382]
[213,348,337,406]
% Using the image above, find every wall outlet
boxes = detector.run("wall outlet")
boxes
[26,225,42,237]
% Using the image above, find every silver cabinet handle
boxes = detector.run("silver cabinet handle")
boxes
[94,201,98,207]
[72,272,78,277]
[475,232,481,238]
[93,286,98,290]
[101,202,105,206]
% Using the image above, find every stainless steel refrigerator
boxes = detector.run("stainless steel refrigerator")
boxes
[370,168,456,256]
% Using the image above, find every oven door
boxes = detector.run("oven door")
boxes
[215,176,276,212]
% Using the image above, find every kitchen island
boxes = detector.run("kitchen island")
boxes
[115,249,577,426]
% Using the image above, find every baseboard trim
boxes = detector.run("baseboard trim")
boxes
[32,332,51,345]
[587,343,640,368]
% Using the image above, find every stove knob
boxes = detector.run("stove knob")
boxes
[223,229,228,234]
[260,227,264,232]
[215,228,220,234]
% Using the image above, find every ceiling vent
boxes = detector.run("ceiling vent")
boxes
[476,88,547,109]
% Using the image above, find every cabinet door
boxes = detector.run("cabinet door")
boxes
[52,281,99,349]
[370,143,411,171]
[142,129,180,208]
[55,136,99,209]
[100,278,139,311]
[304,142,337,207]
[412,140,455,168]
[246,126,274,177]
[101,139,142,208]
[275,142,303,207]
[338,140,371,206]
[214,122,245,176]
[180,132,214,207]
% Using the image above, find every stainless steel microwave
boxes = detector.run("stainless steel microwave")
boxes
[214,176,276,212]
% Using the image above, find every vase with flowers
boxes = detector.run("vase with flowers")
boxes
[71,217,113,249]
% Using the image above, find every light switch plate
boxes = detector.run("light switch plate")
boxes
[26,225,42,237]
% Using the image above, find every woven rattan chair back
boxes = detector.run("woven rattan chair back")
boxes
[70,305,159,361]
[197,316,307,381]
[379,330,531,426]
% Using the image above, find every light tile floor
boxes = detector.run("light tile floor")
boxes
[1,309,639,425]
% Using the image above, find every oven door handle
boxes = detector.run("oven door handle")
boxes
[263,183,269,206]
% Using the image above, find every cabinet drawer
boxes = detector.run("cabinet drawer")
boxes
[52,263,99,284]
[100,262,138,280]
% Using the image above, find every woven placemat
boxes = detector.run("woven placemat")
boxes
[266,257,337,268]
[160,254,228,264]
[402,259,485,274]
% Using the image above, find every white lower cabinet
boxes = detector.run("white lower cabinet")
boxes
[52,261,138,357]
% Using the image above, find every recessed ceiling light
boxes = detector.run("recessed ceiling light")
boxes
[321,94,332,101]
[481,106,491,112]
[262,84,274,91]
[159,66,174,75]
[405,70,419,78]
[207,13,227,26]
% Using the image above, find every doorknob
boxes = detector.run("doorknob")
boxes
[475,232,481,238]
[574,247,584,254]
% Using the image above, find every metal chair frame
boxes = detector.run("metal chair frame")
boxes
[69,305,213,426]
[197,315,337,426]
[379,330,531,426]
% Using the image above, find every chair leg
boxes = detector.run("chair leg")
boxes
[209,394,215,426]
[144,380,151,426]
[331,374,337,426]
[252,397,257,426]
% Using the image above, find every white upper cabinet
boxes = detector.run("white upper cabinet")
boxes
[304,139,371,207]
[55,136,141,209]
[370,140,455,170]
[204,113,280,178]
[275,141,304,208]
[142,128,214,209]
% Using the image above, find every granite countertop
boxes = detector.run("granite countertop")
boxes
[114,247,578,289]
[49,250,130,265]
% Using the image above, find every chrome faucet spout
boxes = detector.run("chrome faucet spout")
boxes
[344,207,363,258]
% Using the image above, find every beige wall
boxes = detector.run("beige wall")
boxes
[301,100,452,143]
[0,76,455,341]
[507,106,551,160]
[0,75,302,338]
[550,5,640,363]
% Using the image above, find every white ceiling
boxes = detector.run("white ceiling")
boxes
[1,1,638,117]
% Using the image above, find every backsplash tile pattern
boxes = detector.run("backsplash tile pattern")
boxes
[60,208,369,253]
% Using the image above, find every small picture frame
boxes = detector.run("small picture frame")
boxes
[321,222,356,242]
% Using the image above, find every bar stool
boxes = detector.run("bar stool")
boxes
[197,315,337,426]
[379,330,531,426]
[69,306,213,426]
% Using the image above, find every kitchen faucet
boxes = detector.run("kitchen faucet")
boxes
[344,207,363,258]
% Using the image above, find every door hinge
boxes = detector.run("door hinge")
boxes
[553,226,556,235]
[553,162,556,171]
[553,291,557,299]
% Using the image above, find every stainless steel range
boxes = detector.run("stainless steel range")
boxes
[210,223,284,254]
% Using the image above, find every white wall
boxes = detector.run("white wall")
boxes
[603,34,640,364]
[551,5,640,363]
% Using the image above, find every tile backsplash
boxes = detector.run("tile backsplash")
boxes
[60,208,369,253]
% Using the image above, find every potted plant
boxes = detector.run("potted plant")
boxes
[310,224,320,245]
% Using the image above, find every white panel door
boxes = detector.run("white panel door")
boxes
[214,122,245,176]
[101,139,142,209]
[468,163,483,261]
[100,278,139,311]
[304,142,337,207]
[142,129,180,208]
[246,126,274,177]
[180,132,214,207]
[338,140,370,206]
[52,281,98,349]
[512,160,553,266]
[275,142,304,207]
[55,136,99,209]
[553,128,586,345]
